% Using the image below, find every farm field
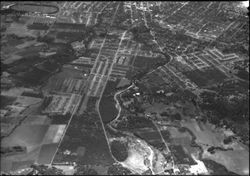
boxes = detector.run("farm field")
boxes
[1,112,67,172]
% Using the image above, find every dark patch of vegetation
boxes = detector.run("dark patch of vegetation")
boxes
[53,109,114,166]
[117,116,154,130]
[1,146,26,156]
[99,95,118,124]
[149,141,166,151]
[169,145,197,165]
[199,87,249,146]
[74,165,98,175]
[56,32,85,42]
[16,67,51,86]
[0,95,16,109]
[107,163,132,175]
[50,113,71,125]
[170,113,182,121]
[161,130,172,142]
[160,112,169,117]
[27,23,50,30]
[21,91,44,98]
[100,80,120,123]
[7,42,76,87]
[207,146,233,154]
[183,68,227,87]
[1,62,9,75]
[199,91,249,124]
[110,140,128,162]
[0,8,26,16]
[37,34,55,43]
[236,70,249,81]
[223,136,233,145]
[41,96,53,110]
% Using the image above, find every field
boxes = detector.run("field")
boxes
[203,149,249,175]
[17,68,51,86]
[0,95,16,109]
[1,36,44,65]
[37,143,58,164]
[133,55,166,70]
[22,115,51,125]
[1,124,48,172]
[56,32,85,42]
[42,125,66,144]
[53,98,114,167]
[183,67,227,87]
[110,140,128,162]
[100,80,120,123]
[169,145,197,165]
[27,23,50,30]
[14,96,42,107]
[4,22,38,38]
[182,120,225,148]
[50,114,71,125]
[47,78,86,94]
[133,127,165,150]
[7,56,42,73]
[99,95,118,123]
[1,114,67,172]
[11,159,35,171]
[43,66,87,94]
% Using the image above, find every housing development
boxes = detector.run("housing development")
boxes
[0,1,249,175]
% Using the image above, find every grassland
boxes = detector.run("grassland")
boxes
[1,110,67,172]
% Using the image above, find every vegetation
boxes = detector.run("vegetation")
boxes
[110,140,128,162]
[74,165,98,175]
[107,164,132,175]
[117,115,154,130]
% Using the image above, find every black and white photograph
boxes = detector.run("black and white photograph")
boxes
[0,1,249,175]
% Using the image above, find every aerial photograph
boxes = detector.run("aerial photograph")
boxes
[0,1,249,175]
